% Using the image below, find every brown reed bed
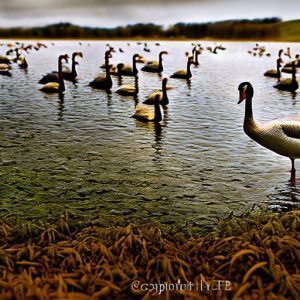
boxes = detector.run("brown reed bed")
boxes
[0,209,299,300]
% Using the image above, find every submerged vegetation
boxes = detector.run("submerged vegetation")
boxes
[0,18,293,40]
[0,209,299,299]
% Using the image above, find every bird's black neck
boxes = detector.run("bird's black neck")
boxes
[58,57,65,92]
[276,60,281,79]
[158,53,164,70]
[243,96,256,133]
[292,63,296,83]
[194,51,199,65]
[162,81,169,105]
[132,56,137,74]
[105,58,112,83]
[187,61,192,77]
[72,54,77,76]
[154,100,162,122]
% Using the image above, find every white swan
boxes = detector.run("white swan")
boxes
[238,82,300,186]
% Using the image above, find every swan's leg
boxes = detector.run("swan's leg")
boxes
[289,158,296,186]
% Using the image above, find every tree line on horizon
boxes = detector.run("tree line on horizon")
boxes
[0,18,281,39]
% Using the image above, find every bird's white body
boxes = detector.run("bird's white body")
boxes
[246,118,300,159]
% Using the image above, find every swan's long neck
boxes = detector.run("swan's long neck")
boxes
[276,60,281,79]
[132,56,137,74]
[105,58,112,83]
[158,53,164,70]
[58,57,65,92]
[194,51,199,65]
[243,97,258,136]
[187,61,192,77]
[154,100,162,122]
[162,81,169,105]
[72,54,77,77]
[292,63,296,83]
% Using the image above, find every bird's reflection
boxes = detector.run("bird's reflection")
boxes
[133,76,139,106]
[291,92,298,104]
[117,74,123,87]
[105,90,113,107]
[186,79,192,89]
[57,92,65,120]
[267,184,300,212]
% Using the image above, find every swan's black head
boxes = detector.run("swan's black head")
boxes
[160,51,168,56]
[188,56,195,64]
[105,50,112,59]
[59,54,69,63]
[162,78,168,86]
[74,51,83,58]
[238,82,253,104]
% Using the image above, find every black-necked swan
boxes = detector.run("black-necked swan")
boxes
[170,56,195,79]
[40,54,69,93]
[143,78,169,106]
[62,51,83,81]
[273,61,299,92]
[133,95,162,123]
[117,54,140,76]
[238,82,300,186]
[116,77,139,96]
[141,51,168,73]
[264,58,282,79]
[89,50,112,90]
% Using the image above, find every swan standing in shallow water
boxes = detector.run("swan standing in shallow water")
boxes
[40,54,69,93]
[238,82,300,186]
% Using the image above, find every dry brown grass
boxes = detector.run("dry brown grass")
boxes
[0,209,299,299]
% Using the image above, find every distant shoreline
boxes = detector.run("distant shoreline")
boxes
[1,18,299,42]
[1,37,300,42]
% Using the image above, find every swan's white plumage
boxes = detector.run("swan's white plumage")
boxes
[246,117,300,159]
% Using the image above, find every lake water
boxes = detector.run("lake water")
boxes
[1,40,300,233]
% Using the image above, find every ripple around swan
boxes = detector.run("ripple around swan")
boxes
[0,40,300,233]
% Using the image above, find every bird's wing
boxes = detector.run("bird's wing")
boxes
[279,119,300,139]
[173,69,186,75]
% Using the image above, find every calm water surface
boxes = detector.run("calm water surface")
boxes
[1,41,300,232]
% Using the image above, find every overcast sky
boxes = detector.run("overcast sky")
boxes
[0,0,299,28]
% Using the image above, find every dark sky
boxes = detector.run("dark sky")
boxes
[0,0,299,27]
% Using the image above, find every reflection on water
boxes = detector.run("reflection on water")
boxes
[0,40,300,233]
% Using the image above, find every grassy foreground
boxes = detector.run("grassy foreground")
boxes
[0,209,299,299]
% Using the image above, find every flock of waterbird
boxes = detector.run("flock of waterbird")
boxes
[1,40,300,186]
[0,41,224,123]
